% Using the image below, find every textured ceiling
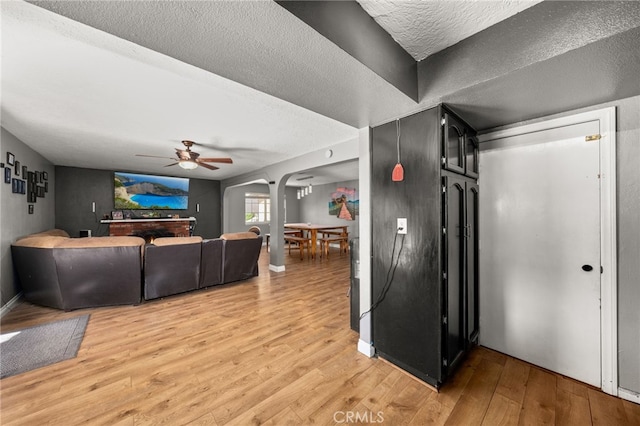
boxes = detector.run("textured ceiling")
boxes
[2,0,637,184]
[357,0,542,61]
[1,1,362,180]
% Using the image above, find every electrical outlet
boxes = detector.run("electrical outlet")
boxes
[397,218,407,234]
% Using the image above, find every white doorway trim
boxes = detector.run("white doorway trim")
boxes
[478,107,617,395]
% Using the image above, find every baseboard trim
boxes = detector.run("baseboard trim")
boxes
[619,387,640,404]
[358,339,375,357]
[269,264,285,272]
[0,292,23,318]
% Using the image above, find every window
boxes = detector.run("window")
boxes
[245,192,270,224]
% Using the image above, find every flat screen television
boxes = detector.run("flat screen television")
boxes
[114,172,189,210]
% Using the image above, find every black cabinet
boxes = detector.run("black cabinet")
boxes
[466,181,480,345]
[465,135,479,178]
[442,108,479,179]
[443,173,479,372]
[442,112,465,174]
[371,105,478,388]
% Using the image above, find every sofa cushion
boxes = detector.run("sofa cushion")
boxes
[15,229,70,241]
[38,229,71,238]
[12,236,69,248]
[57,236,145,248]
[220,232,258,240]
[152,236,203,246]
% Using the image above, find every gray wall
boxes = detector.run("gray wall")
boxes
[224,183,300,235]
[299,179,359,240]
[1,128,56,307]
[479,95,640,394]
[224,180,360,238]
[55,166,222,239]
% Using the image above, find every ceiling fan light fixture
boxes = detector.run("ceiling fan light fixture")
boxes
[179,160,198,170]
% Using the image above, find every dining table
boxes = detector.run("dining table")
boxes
[284,223,349,259]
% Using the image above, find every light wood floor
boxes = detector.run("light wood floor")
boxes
[1,246,639,425]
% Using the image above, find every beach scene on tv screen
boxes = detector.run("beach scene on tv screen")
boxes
[114,172,189,210]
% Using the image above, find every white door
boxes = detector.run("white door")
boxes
[479,120,602,387]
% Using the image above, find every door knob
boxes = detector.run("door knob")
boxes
[582,265,593,272]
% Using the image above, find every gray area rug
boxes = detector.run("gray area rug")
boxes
[1,314,90,379]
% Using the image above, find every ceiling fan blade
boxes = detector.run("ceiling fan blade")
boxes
[198,162,219,171]
[198,157,233,164]
[136,154,176,160]
[164,162,179,167]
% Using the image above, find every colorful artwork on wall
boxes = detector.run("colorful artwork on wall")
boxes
[329,187,358,221]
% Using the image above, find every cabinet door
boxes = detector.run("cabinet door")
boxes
[466,182,480,344]
[464,135,479,179]
[442,113,465,174]
[443,175,466,372]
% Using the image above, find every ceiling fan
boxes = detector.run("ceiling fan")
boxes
[136,140,233,170]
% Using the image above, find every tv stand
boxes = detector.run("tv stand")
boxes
[100,217,196,237]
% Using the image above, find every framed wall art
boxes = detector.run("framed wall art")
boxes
[329,187,359,221]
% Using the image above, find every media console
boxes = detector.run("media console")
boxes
[100,217,196,238]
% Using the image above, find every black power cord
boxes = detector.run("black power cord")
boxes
[360,230,406,320]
